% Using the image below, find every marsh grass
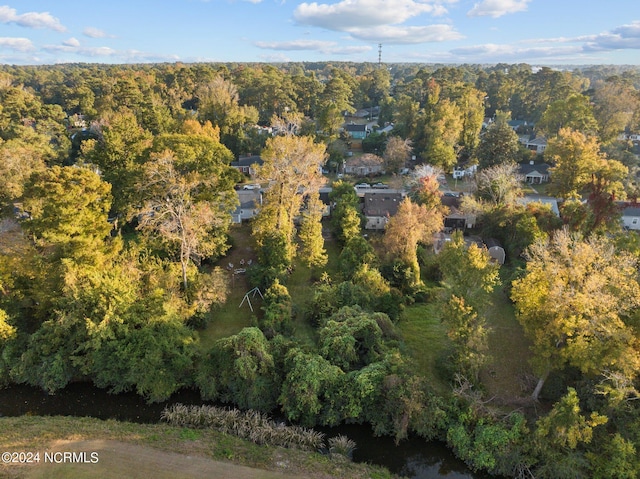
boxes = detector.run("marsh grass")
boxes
[162,404,326,452]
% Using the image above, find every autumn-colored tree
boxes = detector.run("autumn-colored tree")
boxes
[546,128,602,198]
[252,135,326,267]
[511,230,640,400]
[382,197,443,285]
[135,151,234,289]
[383,136,412,174]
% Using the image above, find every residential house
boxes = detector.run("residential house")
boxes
[508,119,532,132]
[441,194,476,230]
[318,187,333,217]
[231,155,264,177]
[232,189,262,223]
[519,161,550,184]
[344,154,385,176]
[519,135,548,154]
[363,191,403,230]
[452,163,478,180]
[344,123,369,140]
[622,205,640,231]
[518,196,560,217]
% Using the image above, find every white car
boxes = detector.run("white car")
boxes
[355,183,371,189]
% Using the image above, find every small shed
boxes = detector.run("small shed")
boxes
[485,238,505,265]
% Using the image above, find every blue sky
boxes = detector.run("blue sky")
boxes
[0,1,639,65]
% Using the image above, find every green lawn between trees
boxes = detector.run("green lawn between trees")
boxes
[200,222,533,403]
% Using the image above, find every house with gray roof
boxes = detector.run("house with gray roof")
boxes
[622,205,640,230]
[519,161,550,184]
[231,155,264,177]
[363,191,404,230]
[232,189,262,223]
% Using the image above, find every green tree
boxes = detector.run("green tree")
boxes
[475,113,521,169]
[298,192,327,269]
[198,327,279,411]
[537,94,599,138]
[22,166,113,263]
[279,349,345,426]
[536,388,607,450]
[438,233,500,379]
[423,98,463,171]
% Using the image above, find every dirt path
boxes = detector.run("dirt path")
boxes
[23,439,310,479]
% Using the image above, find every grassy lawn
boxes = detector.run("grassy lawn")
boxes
[0,416,393,479]
[198,224,258,351]
[481,288,535,400]
[198,223,342,351]
[397,285,534,400]
[397,303,451,395]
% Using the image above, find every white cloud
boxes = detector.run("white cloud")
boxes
[255,39,337,51]
[294,0,452,31]
[349,24,463,43]
[255,39,372,55]
[467,0,530,18]
[583,20,640,51]
[43,43,117,57]
[0,37,34,52]
[0,5,65,31]
[82,27,110,38]
[63,37,80,47]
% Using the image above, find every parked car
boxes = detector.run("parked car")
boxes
[355,183,371,189]
[372,182,389,189]
[242,184,260,190]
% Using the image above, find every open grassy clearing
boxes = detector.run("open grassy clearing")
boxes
[199,222,342,350]
[397,303,451,395]
[480,288,535,401]
[0,416,393,479]
[398,283,535,402]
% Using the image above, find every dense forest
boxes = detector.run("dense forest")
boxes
[1,61,640,478]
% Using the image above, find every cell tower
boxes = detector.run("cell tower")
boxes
[378,43,382,66]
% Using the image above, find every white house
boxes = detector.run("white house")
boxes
[452,164,477,180]
[622,205,640,230]
[232,190,262,223]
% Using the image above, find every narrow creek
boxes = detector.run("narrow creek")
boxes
[0,382,492,478]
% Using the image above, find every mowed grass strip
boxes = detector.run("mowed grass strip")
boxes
[0,416,395,479]
[481,288,535,400]
[397,303,450,394]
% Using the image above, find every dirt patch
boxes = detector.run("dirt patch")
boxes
[22,439,309,479]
